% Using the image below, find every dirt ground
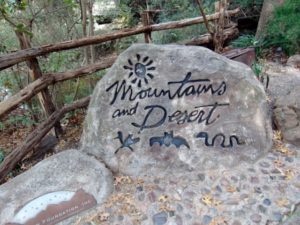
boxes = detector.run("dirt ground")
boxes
[0,110,86,182]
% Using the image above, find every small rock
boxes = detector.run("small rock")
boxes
[225,199,239,205]
[285,157,294,163]
[220,178,230,186]
[176,204,183,212]
[175,215,183,225]
[259,161,270,168]
[201,188,211,194]
[202,215,212,225]
[138,193,145,201]
[153,212,168,225]
[250,176,259,184]
[209,207,218,216]
[248,168,256,173]
[231,176,238,182]
[216,185,222,192]
[118,215,124,221]
[136,186,143,192]
[234,210,245,217]
[247,198,257,205]
[272,212,282,222]
[271,168,281,174]
[232,220,242,225]
[254,187,262,193]
[148,191,156,202]
[169,211,175,217]
[263,198,271,206]
[154,178,160,184]
[250,214,262,223]
[240,193,249,200]
[185,214,192,220]
[198,173,205,181]
[262,185,270,191]
[239,174,247,181]
[260,169,269,174]
[258,205,267,213]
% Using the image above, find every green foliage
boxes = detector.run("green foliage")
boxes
[252,61,263,77]
[41,50,81,73]
[264,0,300,55]
[230,34,258,48]
[118,3,140,27]
[0,149,4,163]
[0,0,27,13]
[151,0,213,44]
[231,0,263,9]
[0,121,5,131]
[7,112,37,128]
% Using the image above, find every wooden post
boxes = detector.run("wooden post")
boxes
[141,11,152,43]
[213,0,227,53]
[15,32,63,136]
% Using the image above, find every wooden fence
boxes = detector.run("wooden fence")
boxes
[0,5,239,182]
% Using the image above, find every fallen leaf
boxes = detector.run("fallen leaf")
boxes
[274,159,284,167]
[276,198,289,207]
[159,195,168,203]
[226,185,237,193]
[284,169,294,180]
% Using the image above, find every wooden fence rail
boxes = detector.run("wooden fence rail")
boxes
[0,55,116,118]
[0,8,239,71]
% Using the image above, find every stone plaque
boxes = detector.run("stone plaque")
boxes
[0,150,113,225]
[81,44,272,175]
[6,189,97,225]
[6,189,96,225]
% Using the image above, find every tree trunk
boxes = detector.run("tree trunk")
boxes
[88,0,95,64]
[255,0,285,40]
[80,0,89,64]
[87,0,95,91]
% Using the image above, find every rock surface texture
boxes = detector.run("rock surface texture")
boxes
[0,150,113,225]
[287,54,300,68]
[274,85,300,146]
[81,44,272,175]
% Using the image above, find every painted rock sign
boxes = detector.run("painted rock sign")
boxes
[81,44,272,175]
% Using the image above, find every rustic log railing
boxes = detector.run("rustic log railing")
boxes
[0,8,239,71]
[0,6,239,182]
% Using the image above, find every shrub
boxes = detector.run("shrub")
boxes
[264,0,300,55]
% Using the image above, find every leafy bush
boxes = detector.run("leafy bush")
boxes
[0,149,4,163]
[7,112,37,128]
[230,34,258,48]
[230,0,263,9]
[264,0,300,55]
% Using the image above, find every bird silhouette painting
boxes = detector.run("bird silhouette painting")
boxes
[149,131,190,149]
[114,131,140,154]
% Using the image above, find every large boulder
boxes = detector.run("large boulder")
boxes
[0,150,113,225]
[274,85,300,146]
[80,44,272,176]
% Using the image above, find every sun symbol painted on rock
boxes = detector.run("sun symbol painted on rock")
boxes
[123,54,156,88]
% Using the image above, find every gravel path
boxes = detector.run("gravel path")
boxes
[69,134,300,225]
